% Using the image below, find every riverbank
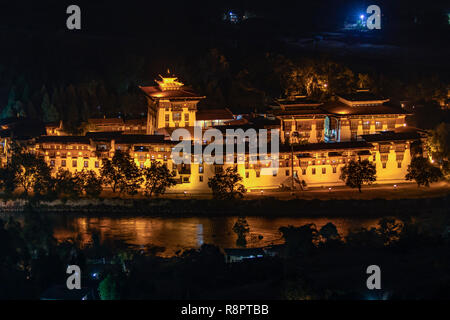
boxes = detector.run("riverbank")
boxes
[1,194,449,218]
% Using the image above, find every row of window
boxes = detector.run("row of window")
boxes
[50,160,100,168]
[45,160,401,181]
[42,145,89,150]
[242,167,339,178]
[43,145,172,152]
[165,113,190,122]
[242,161,402,178]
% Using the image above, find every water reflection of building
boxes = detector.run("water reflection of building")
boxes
[51,216,380,257]
[197,224,204,246]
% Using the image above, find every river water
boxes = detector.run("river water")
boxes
[36,214,380,257]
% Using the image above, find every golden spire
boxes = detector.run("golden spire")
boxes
[156,71,184,91]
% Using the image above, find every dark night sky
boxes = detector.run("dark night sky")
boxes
[0,0,448,37]
[0,0,447,86]
[0,0,447,123]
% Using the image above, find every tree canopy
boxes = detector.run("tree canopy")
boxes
[7,144,53,197]
[207,167,246,200]
[406,156,443,187]
[100,150,143,195]
[142,161,177,197]
[340,159,377,192]
[232,217,250,247]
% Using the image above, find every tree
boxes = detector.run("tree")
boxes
[8,144,52,196]
[427,123,450,159]
[345,227,384,248]
[340,159,376,193]
[41,91,59,123]
[14,101,26,118]
[207,167,246,200]
[1,87,17,119]
[345,218,404,248]
[142,161,176,197]
[377,218,403,246]
[426,123,450,178]
[0,166,17,196]
[319,222,341,243]
[406,156,443,187]
[100,150,143,195]
[53,169,83,199]
[22,210,57,258]
[98,274,121,300]
[232,217,250,247]
[279,224,319,256]
[26,101,37,119]
[75,170,103,198]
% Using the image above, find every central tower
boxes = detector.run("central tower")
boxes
[139,73,205,134]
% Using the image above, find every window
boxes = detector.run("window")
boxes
[61,160,66,167]
[199,175,203,182]
[84,161,88,168]
[199,165,203,173]
[184,113,189,122]
[245,172,249,178]
[397,162,402,168]
[302,169,306,175]
[380,153,389,161]
[165,114,170,122]
[285,169,290,176]
[140,163,144,169]
[95,161,99,168]
[387,119,395,130]
[312,168,316,175]
[173,112,181,122]
[50,160,55,167]
[273,170,277,177]
[382,163,387,169]
[256,171,260,178]
[333,167,337,174]
[322,167,326,174]
[183,177,189,183]
[72,160,77,167]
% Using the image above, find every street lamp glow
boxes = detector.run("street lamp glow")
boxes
[360,15,365,19]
